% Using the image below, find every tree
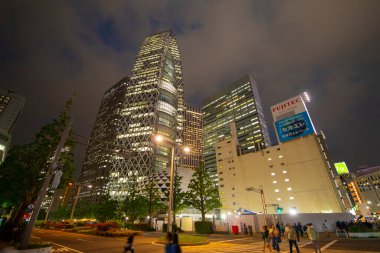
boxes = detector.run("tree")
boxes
[165,168,187,223]
[0,98,74,239]
[93,195,119,222]
[50,206,70,221]
[120,179,148,222]
[143,177,164,225]
[187,162,222,221]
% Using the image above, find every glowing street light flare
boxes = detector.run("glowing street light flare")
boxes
[155,135,164,142]
[183,146,190,153]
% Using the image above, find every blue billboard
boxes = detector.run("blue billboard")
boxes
[275,111,315,142]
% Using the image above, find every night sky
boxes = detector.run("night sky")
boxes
[1,1,380,171]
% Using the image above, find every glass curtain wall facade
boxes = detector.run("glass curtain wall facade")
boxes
[109,30,185,199]
[182,105,203,170]
[202,75,271,181]
[78,77,129,202]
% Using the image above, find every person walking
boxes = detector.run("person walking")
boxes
[297,222,303,238]
[244,223,248,236]
[293,223,300,242]
[285,224,300,253]
[307,223,321,253]
[276,222,282,236]
[124,233,137,253]
[269,224,280,252]
[262,225,271,252]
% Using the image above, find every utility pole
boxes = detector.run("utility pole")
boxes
[19,120,72,249]
[246,185,268,225]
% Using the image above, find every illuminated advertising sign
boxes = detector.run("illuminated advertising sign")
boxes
[334,162,349,175]
[271,95,307,121]
[275,111,315,142]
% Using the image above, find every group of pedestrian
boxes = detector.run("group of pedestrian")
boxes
[261,222,322,253]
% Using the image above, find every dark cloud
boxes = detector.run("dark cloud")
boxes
[1,0,379,170]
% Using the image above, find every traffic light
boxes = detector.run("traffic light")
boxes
[276,207,283,214]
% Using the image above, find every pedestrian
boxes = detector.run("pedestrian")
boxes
[244,223,248,236]
[261,225,271,252]
[276,222,281,236]
[172,232,182,253]
[293,223,300,242]
[322,223,329,238]
[285,224,300,253]
[297,222,303,238]
[165,232,173,253]
[124,232,137,253]
[307,223,321,253]
[281,223,285,235]
[303,225,308,238]
[269,224,280,252]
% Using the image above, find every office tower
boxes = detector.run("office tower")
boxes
[182,105,203,170]
[78,77,129,202]
[202,75,271,180]
[109,30,185,198]
[0,88,25,163]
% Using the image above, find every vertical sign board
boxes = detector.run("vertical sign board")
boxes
[271,95,316,143]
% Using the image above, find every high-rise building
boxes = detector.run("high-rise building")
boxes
[0,88,25,163]
[202,75,271,180]
[78,77,129,202]
[109,30,185,198]
[182,105,203,170]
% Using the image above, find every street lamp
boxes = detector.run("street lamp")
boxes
[69,184,92,223]
[154,134,190,233]
[246,185,268,225]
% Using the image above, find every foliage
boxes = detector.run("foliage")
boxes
[125,223,156,231]
[49,206,70,221]
[74,200,95,219]
[164,168,188,222]
[143,177,164,224]
[97,229,142,236]
[120,178,148,222]
[93,195,119,222]
[194,221,214,234]
[96,222,119,232]
[187,162,222,221]
[0,98,74,239]
[162,223,180,233]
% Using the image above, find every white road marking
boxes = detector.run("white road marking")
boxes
[321,239,338,251]
[214,237,253,243]
[50,242,84,253]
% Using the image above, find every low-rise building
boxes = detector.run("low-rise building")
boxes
[216,123,345,214]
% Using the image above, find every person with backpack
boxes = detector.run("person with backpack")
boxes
[165,232,182,253]
[285,224,300,253]
[269,224,280,252]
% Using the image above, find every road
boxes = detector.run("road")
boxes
[7,229,380,253]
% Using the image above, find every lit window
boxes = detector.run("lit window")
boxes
[275,189,279,193]
[283,170,287,174]
[289,197,294,200]
[271,172,275,176]
[268,158,272,161]
[285,179,289,182]
[277,198,281,201]
[287,187,292,191]
[279,155,283,158]
[273,181,277,184]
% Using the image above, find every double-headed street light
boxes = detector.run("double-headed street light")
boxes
[154,134,190,233]
[70,183,92,223]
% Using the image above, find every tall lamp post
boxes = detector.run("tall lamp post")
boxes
[70,184,92,223]
[154,134,190,233]
[246,185,268,225]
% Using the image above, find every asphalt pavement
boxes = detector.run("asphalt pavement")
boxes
[1,229,379,253]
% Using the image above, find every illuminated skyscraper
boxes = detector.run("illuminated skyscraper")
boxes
[0,88,25,163]
[78,77,129,202]
[202,75,271,181]
[182,105,203,170]
[109,30,185,198]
